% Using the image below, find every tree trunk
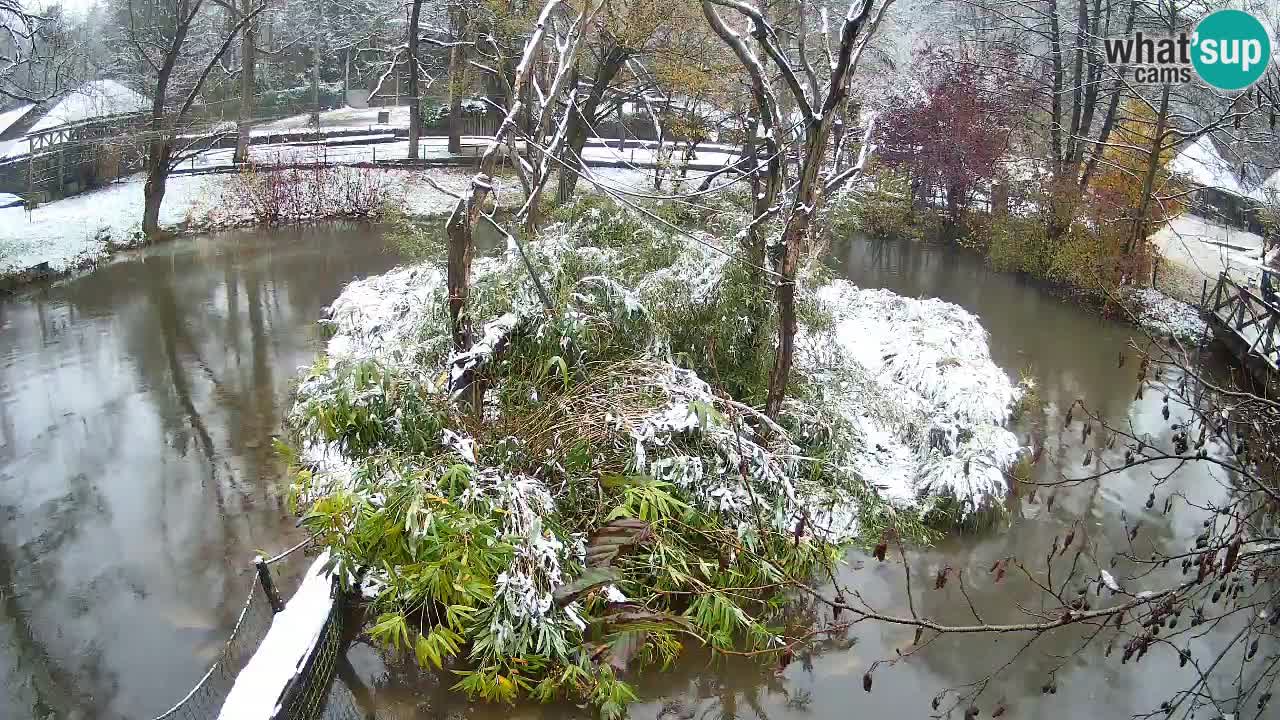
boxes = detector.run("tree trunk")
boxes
[765,129,825,419]
[556,42,628,201]
[446,8,468,155]
[142,139,172,237]
[234,0,255,164]
[310,2,321,128]
[764,211,808,419]
[1127,83,1171,255]
[407,0,423,160]
[446,212,474,350]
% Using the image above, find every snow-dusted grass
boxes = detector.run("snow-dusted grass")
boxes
[1125,287,1208,343]
[0,174,223,276]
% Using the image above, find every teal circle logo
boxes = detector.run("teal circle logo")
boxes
[1191,10,1272,90]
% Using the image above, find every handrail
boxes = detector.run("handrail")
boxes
[1217,273,1280,317]
[1209,272,1280,371]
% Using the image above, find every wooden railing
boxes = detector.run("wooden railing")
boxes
[1208,272,1280,367]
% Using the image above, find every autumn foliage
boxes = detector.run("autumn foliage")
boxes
[877,50,1027,223]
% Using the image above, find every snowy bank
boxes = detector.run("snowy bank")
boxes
[1125,287,1208,343]
[801,283,1021,513]
[292,206,1022,533]
[0,167,504,281]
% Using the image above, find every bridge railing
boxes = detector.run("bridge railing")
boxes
[1208,273,1280,364]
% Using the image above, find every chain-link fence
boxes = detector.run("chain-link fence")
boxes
[145,540,366,720]
[148,573,278,720]
[277,574,351,720]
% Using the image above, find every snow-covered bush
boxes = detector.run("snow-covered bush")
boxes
[824,164,919,240]
[284,198,1021,716]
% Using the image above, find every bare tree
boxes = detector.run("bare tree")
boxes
[406,0,425,159]
[116,0,264,235]
[0,0,63,102]
[701,0,889,419]
[436,0,603,351]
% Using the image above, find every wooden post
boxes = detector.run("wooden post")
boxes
[1200,279,1208,310]
[254,555,285,613]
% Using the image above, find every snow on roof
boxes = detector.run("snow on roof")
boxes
[29,80,148,133]
[1249,168,1280,204]
[0,104,35,135]
[1168,135,1246,197]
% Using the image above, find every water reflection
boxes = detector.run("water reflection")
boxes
[0,223,401,719]
[347,235,1245,719]
[1,224,1247,720]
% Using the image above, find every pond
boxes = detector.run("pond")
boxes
[0,226,1245,719]
[0,223,401,719]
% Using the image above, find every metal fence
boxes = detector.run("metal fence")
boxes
[148,572,278,720]
[146,539,364,720]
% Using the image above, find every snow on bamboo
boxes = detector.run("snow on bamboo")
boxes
[293,223,1021,545]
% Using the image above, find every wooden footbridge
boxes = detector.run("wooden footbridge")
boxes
[1205,272,1279,385]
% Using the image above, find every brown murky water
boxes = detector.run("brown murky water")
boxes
[0,228,1250,720]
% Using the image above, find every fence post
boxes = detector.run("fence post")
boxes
[1200,279,1208,310]
[255,555,285,613]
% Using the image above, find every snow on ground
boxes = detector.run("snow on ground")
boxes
[1125,287,1208,342]
[0,167,503,278]
[1,127,741,281]
[253,105,413,133]
[187,136,501,169]
[216,552,334,720]
[0,174,224,275]
[182,136,742,177]
[1150,213,1268,290]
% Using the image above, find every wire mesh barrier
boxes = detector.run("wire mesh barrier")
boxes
[146,574,281,720]
[140,539,369,720]
[275,576,351,720]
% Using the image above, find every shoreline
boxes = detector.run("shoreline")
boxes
[0,166,506,294]
[882,232,1211,342]
[0,209,456,295]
